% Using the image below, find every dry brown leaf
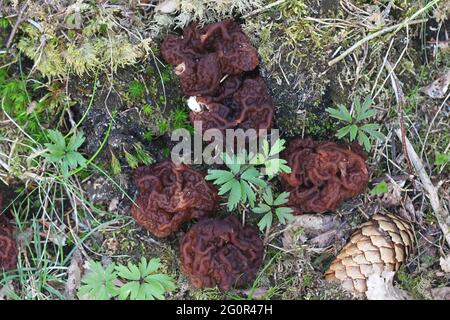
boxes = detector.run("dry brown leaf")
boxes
[64,249,83,300]
[420,69,450,99]
[431,287,450,300]
[439,256,450,273]
[282,214,350,250]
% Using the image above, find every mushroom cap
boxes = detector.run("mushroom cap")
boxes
[280,138,369,214]
[131,160,219,238]
[179,216,264,290]
[0,194,18,271]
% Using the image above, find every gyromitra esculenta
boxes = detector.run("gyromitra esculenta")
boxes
[280,138,369,214]
[189,75,274,139]
[161,20,259,96]
[131,160,219,238]
[0,195,17,271]
[179,216,264,290]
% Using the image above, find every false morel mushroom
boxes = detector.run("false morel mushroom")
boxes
[179,216,264,290]
[161,20,259,96]
[325,213,415,294]
[131,160,219,238]
[0,194,17,271]
[189,76,274,139]
[280,138,369,214]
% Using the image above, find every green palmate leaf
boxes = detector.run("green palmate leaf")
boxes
[262,139,270,157]
[116,262,141,281]
[257,212,273,231]
[336,125,352,139]
[359,123,385,141]
[218,178,236,196]
[141,258,161,275]
[275,207,295,224]
[146,274,177,292]
[262,187,274,205]
[357,130,372,152]
[206,169,235,185]
[273,191,290,206]
[252,203,271,214]
[245,176,267,188]
[349,124,358,141]
[222,152,241,174]
[269,138,287,157]
[78,261,118,300]
[356,96,376,121]
[47,129,66,149]
[240,167,260,180]
[67,132,85,150]
[227,180,242,210]
[240,180,256,208]
[325,104,352,123]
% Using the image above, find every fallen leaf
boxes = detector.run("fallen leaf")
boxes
[366,271,411,300]
[155,0,179,14]
[431,287,450,300]
[420,69,450,99]
[0,280,14,300]
[64,250,83,300]
[282,214,350,250]
[439,256,450,273]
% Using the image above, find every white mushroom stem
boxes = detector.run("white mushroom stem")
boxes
[187,96,203,113]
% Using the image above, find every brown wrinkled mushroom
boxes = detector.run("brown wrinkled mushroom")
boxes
[161,20,259,96]
[189,75,274,139]
[131,160,219,238]
[280,138,369,214]
[179,216,264,290]
[0,194,18,271]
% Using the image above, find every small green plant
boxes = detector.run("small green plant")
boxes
[110,150,122,176]
[206,152,267,210]
[128,81,145,99]
[142,104,154,117]
[157,119,169,134]
[253,188,294,231]
[205,139,291,211]
[252,139,291,179]
[170,107,189,130]
[43,130,87,176]
[78,261,118,300]
[370,181,389,196]
[124,150,139,169]
[133,143,154,166]
[143,130,154,142]
[325,96,385,152]
[434,151,449,166]
[78,258,176,300]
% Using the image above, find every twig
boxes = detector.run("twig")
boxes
[242,0,286,19]
[328,19,426,66]
[6,1,28,49]
[394,129,450,247]
[385,60,413,175]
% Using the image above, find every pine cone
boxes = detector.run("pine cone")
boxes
[324,213,415,294]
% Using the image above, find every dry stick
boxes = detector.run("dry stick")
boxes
[328,19,426,66]
[387,63,450,247]
[395,129,450,247]
[242,0,286,19]
[5,1,28,49]
[385,60,413,175]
